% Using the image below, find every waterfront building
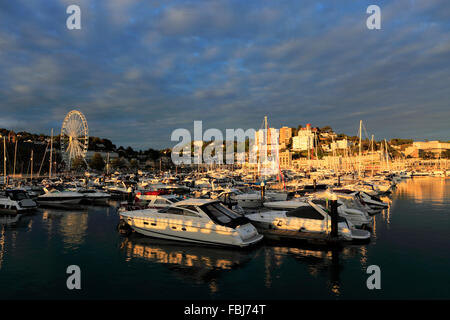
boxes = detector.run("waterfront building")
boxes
[7,131,16,143]
[279,151,292,168]
[292,124,315,151]
[279,127,293,145]
[405,141,450,158]
[331,139,352,150]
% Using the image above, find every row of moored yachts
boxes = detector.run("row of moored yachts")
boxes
[1,170,408,246]
[114,170,408,247]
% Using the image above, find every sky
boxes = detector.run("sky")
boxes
[0,0,449,150]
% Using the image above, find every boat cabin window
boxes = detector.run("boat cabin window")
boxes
[159,207,184,215]
[182,208,200,217]
[286,206,324,220]
[179,205,198,213]
[310,199,342,209]
[169,197,184,203]
[6,191,29,201]
[154,199,169,204]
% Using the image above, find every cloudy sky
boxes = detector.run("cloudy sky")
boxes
[0,0,449,149]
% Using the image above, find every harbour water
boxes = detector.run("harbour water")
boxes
[0,177,448,300]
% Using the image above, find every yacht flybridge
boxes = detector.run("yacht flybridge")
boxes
[119,199,263,247]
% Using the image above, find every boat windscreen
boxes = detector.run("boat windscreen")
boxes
[286,205,324,220]
[201,202,247,227]
[6,191,29,200]
[310,199,342,208]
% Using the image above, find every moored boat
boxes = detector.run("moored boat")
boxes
[119,199,263,247]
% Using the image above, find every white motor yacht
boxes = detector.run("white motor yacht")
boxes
[263,196,372,228]
[309,198,372,228]
[246,200,370,241]
[36,187,85,206]
[77,188,111,204]
[265,191,288,201]
[119,193,185,212]
[358,191,389,210]
[144,194,185,209]
[332,189,380,215]
[119,199,263,247]
[0,189,38,216]
[235,192,274,208]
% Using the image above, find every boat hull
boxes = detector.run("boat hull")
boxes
[130,225,263,248]
[37,197,83,206]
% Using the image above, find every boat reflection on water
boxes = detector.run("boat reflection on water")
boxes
[41,209,89,248]
[395,176,449,206]
[0,216,32,270]
[120,231,372,297]
[120,234,261,292]
[378,195,393,231]
[263,244,365,296]
[0,226,5,270]
[0,215,22,226]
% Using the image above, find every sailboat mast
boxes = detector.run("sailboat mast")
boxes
[3,137,6,184]
[371,135,374,176]
[385,139,390,171]
[49,128,53,179]
[264,116,267,131]
[106,152,110,175]
[30,149,33,182]
[13,138,17,177]
[260,115,268,180]
[315,133,318,160]
[359,120,362,178]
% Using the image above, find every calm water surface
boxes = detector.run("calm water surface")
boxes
[0,177,449,299]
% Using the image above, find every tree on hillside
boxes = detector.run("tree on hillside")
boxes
[111,157,127,169]
[145,148,160,160]
[390,138,413,146]
[72,156,87,171]
[320,126,332,133]
[90,153,105,171]
[129,159,139,169]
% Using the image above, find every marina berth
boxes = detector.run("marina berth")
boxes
[119,199,264,247]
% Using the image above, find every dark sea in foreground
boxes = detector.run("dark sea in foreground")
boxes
[0,177,449,300]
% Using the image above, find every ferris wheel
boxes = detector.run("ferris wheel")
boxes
[60,110,89,167]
